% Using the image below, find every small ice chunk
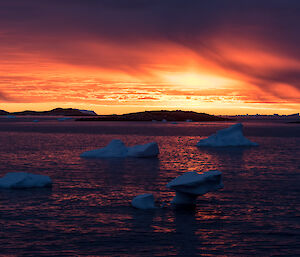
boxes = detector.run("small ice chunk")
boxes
[197,123,258,147]
[127,142,159,157]
[0,172,52,189]
[131,193,156,209]
[167,171,223,205]
[80,139,128,158]
[80,139,159,158]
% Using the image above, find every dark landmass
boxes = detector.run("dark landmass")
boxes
[76,110,231,122]
[0,110,9,115]
[0,108,97,116]
[222,113,300,121]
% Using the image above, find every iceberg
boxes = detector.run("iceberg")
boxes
[127,142,159,157]
[196,123,258,147]
[166,170,223,205]
[80,139,128,158]
[0,172,52,189]
[80,139,159,158]
[131,193,156,209]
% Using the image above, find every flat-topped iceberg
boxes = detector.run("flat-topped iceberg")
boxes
[80,139,159,158]
[0,172,52,189]
[167,170,223,205]
[197,123,258,147]
[131,193,156,209]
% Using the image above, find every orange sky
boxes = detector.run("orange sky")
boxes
[0,1,299,115]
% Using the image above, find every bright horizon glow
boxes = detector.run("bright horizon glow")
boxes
[1,1,300,115]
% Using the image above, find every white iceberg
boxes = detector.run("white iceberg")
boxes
[196,123,258,147]
[127,142,159,157]
[131,193,156,209]
[80,139,159,158]
[80,139,128,158]
[0,172,52,189]
[166,170,223,205]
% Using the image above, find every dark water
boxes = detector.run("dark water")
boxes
[0,120,299,256]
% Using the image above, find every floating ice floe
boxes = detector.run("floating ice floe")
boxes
[80,139,159,158]
[162,119,167,123]
[167,170,223,205]
[131,193,156,209]
[196,123,258,147]
[0,172,52,189]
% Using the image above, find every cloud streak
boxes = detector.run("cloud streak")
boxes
[0,0,300,113]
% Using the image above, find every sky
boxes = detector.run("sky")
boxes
[0,0,300,115]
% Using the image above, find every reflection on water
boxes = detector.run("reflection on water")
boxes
[0,122,299,256]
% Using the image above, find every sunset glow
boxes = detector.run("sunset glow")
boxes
[0,1,299,115]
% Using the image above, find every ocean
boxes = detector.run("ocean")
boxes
[0,119,299,256]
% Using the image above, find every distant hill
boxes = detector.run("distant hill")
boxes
[0,110,9,115]
[11,108,97,116]
[76,110,231,122]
